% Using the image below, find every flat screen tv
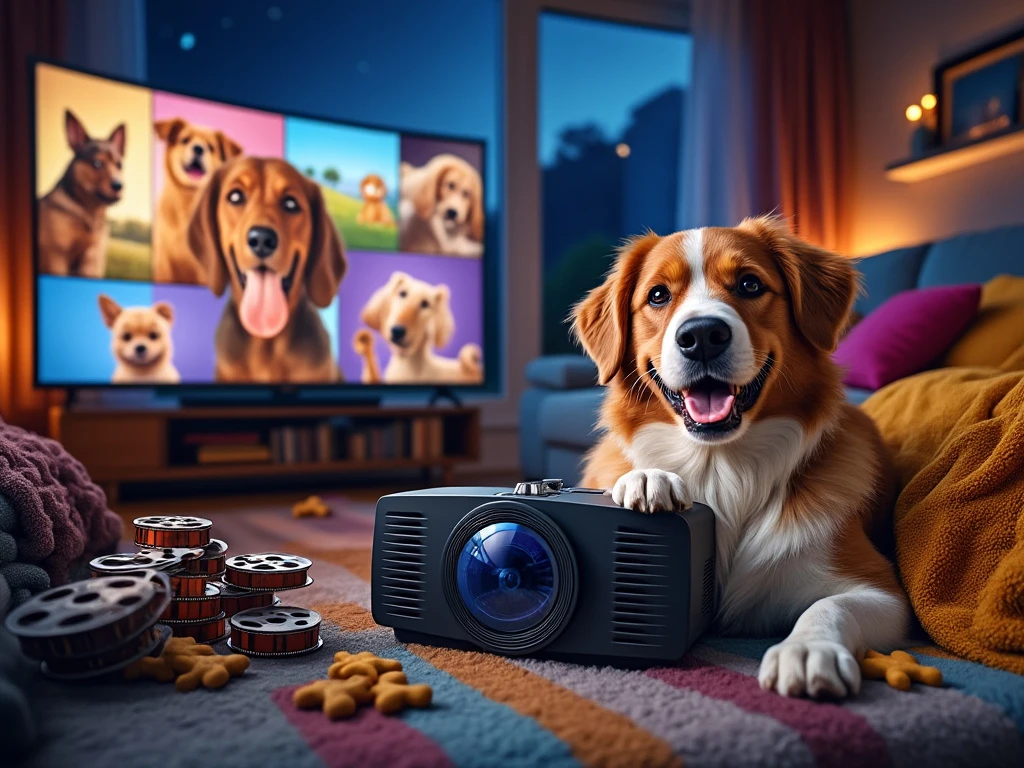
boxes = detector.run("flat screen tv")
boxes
[32,60,491,391]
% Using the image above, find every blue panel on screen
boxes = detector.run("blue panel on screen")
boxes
[38,276,154,384]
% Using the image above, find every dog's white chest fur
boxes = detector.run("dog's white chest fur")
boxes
[622,418,832,633]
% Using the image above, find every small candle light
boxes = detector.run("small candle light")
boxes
[906,104,923,122]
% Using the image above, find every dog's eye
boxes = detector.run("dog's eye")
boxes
[149,331,159,341]
[447,181,456,190]
[227,189,245,205]
[737,274,764,297]
[116,161,122,170]
[420,299,429,309]
[181,137,191,145]
[647,285,671,307]
[398,290,408,298]
[281,195,300,214]
[91,159,102,169]
[121,332,131,342]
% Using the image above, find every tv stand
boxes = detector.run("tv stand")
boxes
[173,389,382,409]
[427,387,463,407]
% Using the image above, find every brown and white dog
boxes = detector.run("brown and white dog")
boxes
[187,156,347,383]
[98,294,180,384]
[573,216,908,699]
[38,110,125,278]
[399,155,483,257]
[153,118,243,284]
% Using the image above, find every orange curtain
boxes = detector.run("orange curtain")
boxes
[0,0,66,434]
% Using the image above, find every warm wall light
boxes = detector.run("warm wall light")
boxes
[905,104,923,122]
[615,143,631,158]
[921,93,937,110]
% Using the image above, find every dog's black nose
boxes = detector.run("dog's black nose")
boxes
[247,226,278,258]
[110,179,123,193]
[193,144,204,156]
[676,317,732,362]
[444,208,458,221]
[390,325,407,343]
[134,344,147,357]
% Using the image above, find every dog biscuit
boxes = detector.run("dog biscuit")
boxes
[294,676,375,720]
[292,495,331,519]
[169,652,250,692]
[860,649,943,691]
[329,650,403,683]
[371,670,433,714]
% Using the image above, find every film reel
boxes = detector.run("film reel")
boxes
[223,553,312,592]
[134,516,212,548]
[90,547,204,577]
[227,606,322,657]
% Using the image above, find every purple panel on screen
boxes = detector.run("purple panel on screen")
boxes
[337,251,484,383]
[151,283,228,383]
[400,135,483,173]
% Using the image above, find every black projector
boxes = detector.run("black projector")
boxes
[371,480,716,664]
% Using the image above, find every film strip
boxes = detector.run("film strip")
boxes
[219,584,280,617]
[90,547,204,576]
[180,539,228,577]
[163,612,228,643]
[223,553,313,592]
[159,583,222,622]
[227,606,322,657]
[168,570,210,598]
[42,624,171,681]
[134,516,212,549]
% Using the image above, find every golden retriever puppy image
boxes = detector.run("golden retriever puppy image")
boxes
[353,271,482,384]
[153,118,243,284]
[187,156,347,383]
[98,294,180,384]
[399,155,483,257]
[356,173,395,226]
[38,110,125,277]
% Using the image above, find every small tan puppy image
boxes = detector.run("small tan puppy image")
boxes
[153,117,243,285]
[353,271,482,384]
[399,155,483,257]
[356,173,395,226]
[98,294,181,384]
[38,110,125,278]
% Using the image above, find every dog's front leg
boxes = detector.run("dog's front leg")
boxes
[758,587,909,699]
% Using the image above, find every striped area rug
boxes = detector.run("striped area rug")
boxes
[24,500,1024,768]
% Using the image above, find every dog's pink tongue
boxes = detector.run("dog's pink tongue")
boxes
[684,388,735,424]
[239,269,288,339]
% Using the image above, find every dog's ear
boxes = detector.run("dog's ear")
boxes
[303,179,347,308]
[468,173,484,243]
[65,110,88,152]
[738,215,858,352]
[411,157,447,220]
[153,301,174,324]
[432,284,455,348]
[98,294,121,328]
[107,124,126,157]
[187,165,229,296]
[154,118,185,143]
[571,232,660,385]
[215,131,243,162]
[361,272,407,331]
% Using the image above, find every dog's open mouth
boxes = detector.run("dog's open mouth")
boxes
[183,158,206,180]
[230,246,300,339]
[648,354,774,436]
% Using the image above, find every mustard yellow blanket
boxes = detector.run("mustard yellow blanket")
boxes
[863,367,1024,674]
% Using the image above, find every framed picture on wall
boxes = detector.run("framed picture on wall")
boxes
[934,25,1024,145]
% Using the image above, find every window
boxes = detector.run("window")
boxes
[539,12,691,354]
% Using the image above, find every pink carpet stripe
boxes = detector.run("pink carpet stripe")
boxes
[648,657,891,768]
[271,684,455,768]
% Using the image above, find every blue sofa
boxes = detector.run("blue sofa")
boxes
[520,223,1024,483]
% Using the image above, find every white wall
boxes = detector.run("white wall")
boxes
[848,0,1024,256]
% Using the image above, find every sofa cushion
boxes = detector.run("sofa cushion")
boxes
[943,275,1024,369]
[525,355,598,390]
[537,388,605,448]
[853,245,929,317]
[917,224,1024,288]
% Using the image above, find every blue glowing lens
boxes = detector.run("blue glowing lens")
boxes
[456,522,558,632]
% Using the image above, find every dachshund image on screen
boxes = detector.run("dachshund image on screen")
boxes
[398,154,483,257]
[153,118,243,285]
[38,110,125,278]
[353,271,482,384]
[356,173,396,227]
[187,156,347,383]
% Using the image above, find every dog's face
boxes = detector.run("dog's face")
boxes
[65,110,125,205]
[98,295,174,369]
[188,156,347,339]
[361,174,387,203]
[155,118,243,190]
[573,217,857,444]
[410,155,483,242]
[360,271,455,357]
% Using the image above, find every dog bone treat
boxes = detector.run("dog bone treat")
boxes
[293,677,375,720]
[292,496,331,519]
[169,651,250,692]
[134,516,212,549]
[328,651,403,683]
[228,606,322,657]
[859,649,943,691]
[223,553,313,591]
[124,635,217,680]
[371,670,433,715]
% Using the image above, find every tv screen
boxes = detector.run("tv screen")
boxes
[33,61,487,388]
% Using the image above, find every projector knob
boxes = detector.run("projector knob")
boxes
[514,479,563,496]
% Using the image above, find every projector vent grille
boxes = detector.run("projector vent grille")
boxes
[379,510,427,620]
[611,526,671,647]
[701,555,716,617]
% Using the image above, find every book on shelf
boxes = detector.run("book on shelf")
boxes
[196,443,271,464]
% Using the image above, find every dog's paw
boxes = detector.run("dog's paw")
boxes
[353,329,374,354]
[611,469,692,514]
[758,639,861,699]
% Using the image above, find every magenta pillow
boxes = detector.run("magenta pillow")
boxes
[834,284,981,390]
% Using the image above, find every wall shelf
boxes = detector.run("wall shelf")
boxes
[885,125,1024,183]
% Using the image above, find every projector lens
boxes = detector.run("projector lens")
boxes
[457,522,558,632]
